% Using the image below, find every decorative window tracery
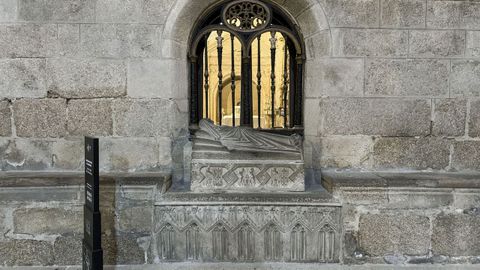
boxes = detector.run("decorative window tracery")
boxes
[189,0,304,133]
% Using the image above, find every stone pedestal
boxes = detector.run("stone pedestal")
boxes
[154,193,341,263]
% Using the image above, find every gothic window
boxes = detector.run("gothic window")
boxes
[189,0,304,133]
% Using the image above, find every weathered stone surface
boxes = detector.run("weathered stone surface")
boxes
[467,31,480,57]
[113,99,174,137]
[118,206,152,233]
[409,30,466,57]
[96,0,175,23]
[305,30,330,59]
[13,99,66,138]
[380,0,426,28]
[103,233,146,265]
[0,208,7,239]
[373,137,451,170]
[18,0,95,22]
[337,188,388,205]
[0,101,11,136]
[433,213,480,256]
[0,138,83,170]
[0,0,16,21]
[433,99,467,136]
[451,60,480,97]
[452,141,480,171]
[55,24,81,57]
[305,58,364,98]
[67,99,113,136]
[453,190,480,210]
[80,24,160,58]
[127,59,187,99]
[359,213,430,256]
[0,186,80,202]
[321,0,379,27]
[386,189,454,209]
[295,3,329,37]
[1,139,52,170]
[155,202,341,262]
[427,1,480,29]
[304,99,320,136]
[319,98,431,136]
[318,136,374,169]
[100,138,161,172]
[13,208,82,234]
[0,239,54,266]
[366,59,449,97]
[282,0,315,18]
[0,24,57,58]
[469,99,480,137]
[51,139,83,170]
[46,59,126,98]
[0,59,46,98]
[332,29,408,57]
[53,234,82,265]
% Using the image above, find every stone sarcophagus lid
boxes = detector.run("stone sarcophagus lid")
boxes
[191,120,305,192]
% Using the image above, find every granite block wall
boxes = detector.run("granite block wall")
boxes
[0,0,478,175]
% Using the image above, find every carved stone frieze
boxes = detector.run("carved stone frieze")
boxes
[191,162,304,192]
[153,199,341,263]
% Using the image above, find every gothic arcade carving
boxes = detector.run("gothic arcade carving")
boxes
[154,204,341,262]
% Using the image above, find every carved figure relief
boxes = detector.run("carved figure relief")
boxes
[198,119,302,154]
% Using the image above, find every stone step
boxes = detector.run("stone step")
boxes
[154,192,342,263]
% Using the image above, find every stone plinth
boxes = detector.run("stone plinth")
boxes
[154,192,341,263]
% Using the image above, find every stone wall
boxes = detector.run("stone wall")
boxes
[0,0,478,175]
[0,174,165,266]
[323,171,480,266]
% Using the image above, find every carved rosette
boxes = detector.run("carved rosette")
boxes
[222,0,271,32]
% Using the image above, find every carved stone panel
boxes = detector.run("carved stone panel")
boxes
[191,162,305,192]
[153,198,341,263]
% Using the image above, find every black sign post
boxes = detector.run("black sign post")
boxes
[83,137,103,270]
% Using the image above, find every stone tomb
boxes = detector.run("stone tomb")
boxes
[155,121,341,263]
[190,120,305,193]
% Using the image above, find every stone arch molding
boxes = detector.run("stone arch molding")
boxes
[161,0,331,60]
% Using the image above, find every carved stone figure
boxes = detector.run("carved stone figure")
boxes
[198,119,302,154]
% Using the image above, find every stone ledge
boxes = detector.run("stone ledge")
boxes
[322,170,480,191]
[0,171,169,187]
[1,263,479,270]
[157,191,340,206]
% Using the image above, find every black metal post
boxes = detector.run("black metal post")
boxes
[83,137,103,270]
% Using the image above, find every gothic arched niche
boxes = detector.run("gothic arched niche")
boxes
[187,0,307,133]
